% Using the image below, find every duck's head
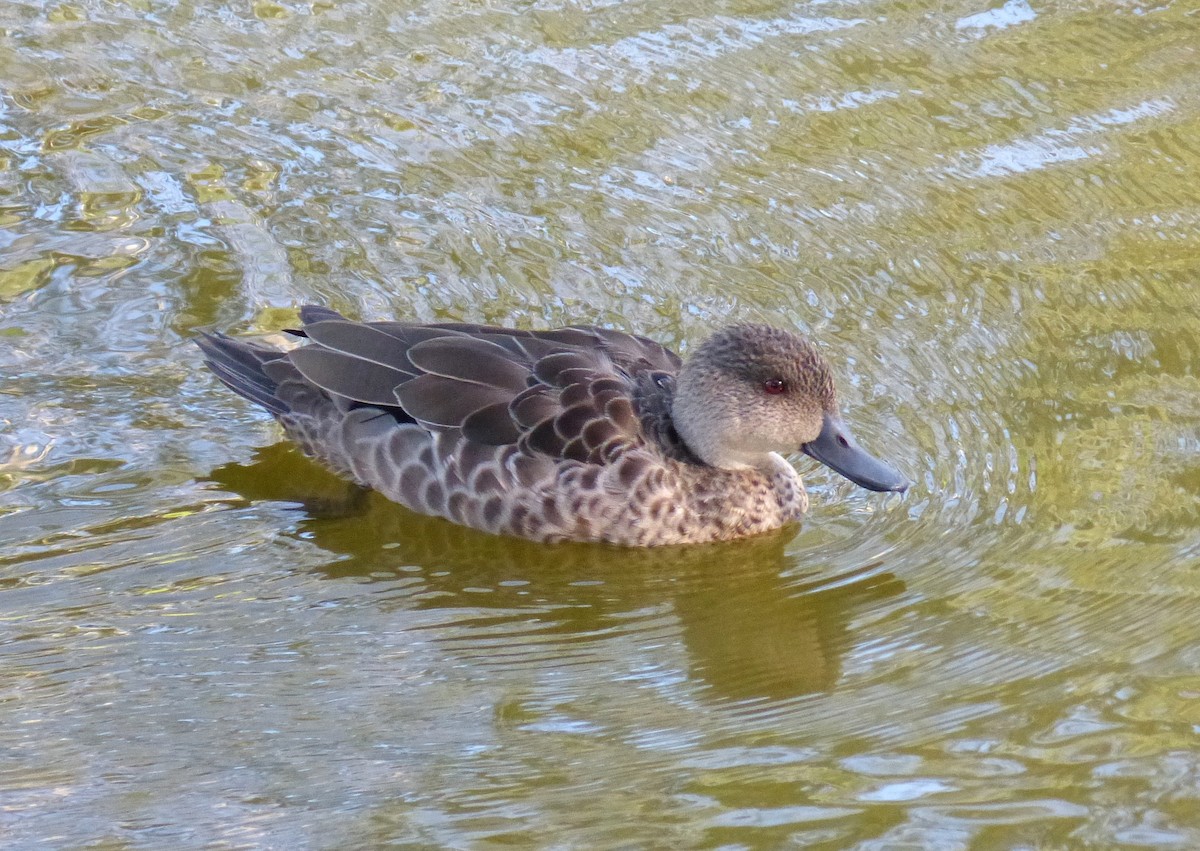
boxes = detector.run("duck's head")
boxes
[672,324,908,493]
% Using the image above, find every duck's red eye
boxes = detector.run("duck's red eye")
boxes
[763,378,787,395]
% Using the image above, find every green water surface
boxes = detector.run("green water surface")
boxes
[2,0,1200,846]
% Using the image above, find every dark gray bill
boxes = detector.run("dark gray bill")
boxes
[801,414,909,493]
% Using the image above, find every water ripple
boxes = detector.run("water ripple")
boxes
[3,0,1200,846]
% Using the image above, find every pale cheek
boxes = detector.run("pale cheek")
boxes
[787,410,825,444]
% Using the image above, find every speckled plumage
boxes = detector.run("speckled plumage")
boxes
[197,306,903,546]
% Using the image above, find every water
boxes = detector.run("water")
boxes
[3,0,1200,846]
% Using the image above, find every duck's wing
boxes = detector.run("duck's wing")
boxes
[283,308,674,466]
[418,321,682,374]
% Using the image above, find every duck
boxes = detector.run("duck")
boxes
[196,306,907,546]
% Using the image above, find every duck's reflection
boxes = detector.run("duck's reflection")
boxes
[208,444,904,701]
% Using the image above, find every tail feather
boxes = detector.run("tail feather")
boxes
[195,331,291,416]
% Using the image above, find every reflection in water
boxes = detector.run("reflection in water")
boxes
[209,443,906,703]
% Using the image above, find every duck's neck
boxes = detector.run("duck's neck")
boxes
[671,398,777,472]
[670,372,755,469]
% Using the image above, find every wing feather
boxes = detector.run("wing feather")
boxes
[395,374,514,429]
[289,347,408,406]
[271,307,682,468]
[301,320,419,377]
[406,337,531,391]
[461,402,522,446]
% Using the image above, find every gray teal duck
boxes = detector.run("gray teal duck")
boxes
[196,306,907,546]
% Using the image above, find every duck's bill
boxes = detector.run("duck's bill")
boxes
[801,414,909,493]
